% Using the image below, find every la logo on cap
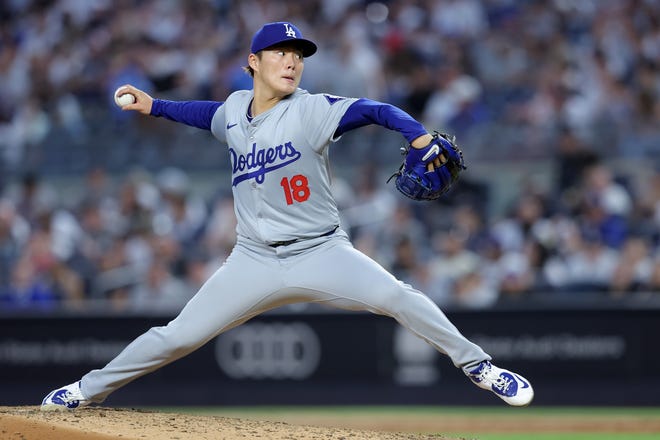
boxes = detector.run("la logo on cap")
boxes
[283,23,297,38]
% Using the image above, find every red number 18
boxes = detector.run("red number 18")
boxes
[280,174,310,205]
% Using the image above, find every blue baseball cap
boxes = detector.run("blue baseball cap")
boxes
[250,22,317,57]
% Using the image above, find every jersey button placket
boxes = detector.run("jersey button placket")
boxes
[252,175,266,234]
[247,134,257,189]
[245,128,266,236]
[246,130,256,190]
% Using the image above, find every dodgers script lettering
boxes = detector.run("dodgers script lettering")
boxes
[229,141,302,186]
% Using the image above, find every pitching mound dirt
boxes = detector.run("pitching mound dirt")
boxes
[0,407,455,440]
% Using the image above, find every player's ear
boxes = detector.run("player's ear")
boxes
[248,53,259,72]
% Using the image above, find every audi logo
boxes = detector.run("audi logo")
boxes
[214,322,321,380]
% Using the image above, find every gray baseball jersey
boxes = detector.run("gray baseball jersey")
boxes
[79,88,490,403]
[210,89,355,244]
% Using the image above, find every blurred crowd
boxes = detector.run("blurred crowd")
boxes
[0,0,658,312]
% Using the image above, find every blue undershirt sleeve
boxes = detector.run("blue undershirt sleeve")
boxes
[150,99,223,130]
[334,98,428,143]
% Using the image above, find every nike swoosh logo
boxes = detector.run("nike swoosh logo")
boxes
[226,123,238,129]
[421,144,439,161]
[514,374,530,389]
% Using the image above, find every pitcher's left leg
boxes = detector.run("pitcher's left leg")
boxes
[288,236,534,406]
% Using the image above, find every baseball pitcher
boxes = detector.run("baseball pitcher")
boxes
[42,22,533,410]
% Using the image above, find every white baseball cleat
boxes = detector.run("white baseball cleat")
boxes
[465,361,534,407]
[41,381,91,411]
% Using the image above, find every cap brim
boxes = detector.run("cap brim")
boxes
[261,39,317,57]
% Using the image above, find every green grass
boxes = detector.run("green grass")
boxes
[152,406,660,440]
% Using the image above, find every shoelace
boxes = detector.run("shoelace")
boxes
[59,389,82,404]
[476,366,513,393]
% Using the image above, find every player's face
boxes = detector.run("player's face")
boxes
[252,45,304,96]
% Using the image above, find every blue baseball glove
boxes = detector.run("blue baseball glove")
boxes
[389,132,466,201]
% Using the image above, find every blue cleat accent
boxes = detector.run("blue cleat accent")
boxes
[41,381,91,411]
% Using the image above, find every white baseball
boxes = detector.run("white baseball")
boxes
[114,89,136,107]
